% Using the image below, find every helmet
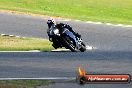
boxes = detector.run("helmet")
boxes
[47,17,56,25]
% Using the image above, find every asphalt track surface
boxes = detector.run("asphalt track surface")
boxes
[0,12,132,88]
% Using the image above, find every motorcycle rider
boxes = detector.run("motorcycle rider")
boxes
[47,18,81,49]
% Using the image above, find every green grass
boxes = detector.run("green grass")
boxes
[0,80,54,88]
[0,36,53,51]
[0,0,132,25]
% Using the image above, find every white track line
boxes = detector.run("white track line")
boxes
[0,50,41,52]
[0,46,96,52]
[85,21,132,28]
[51,45,96,51]
[51,49,70,52]
[0,77,75,80]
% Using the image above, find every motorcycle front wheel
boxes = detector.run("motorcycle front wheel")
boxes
[79,42,86,52]
[62,36,77,52]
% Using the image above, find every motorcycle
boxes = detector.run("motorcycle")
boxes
[48,22,86,52]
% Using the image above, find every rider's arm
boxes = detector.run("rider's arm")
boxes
[58,23,75,33]
[64,24,81,37]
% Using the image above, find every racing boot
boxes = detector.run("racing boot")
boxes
[52,43,59,49]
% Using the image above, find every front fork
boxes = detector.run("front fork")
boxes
[76,37,83,49]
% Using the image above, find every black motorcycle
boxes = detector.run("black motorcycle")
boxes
[47,21,86,52]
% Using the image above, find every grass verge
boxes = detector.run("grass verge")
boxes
[0,36,53,51]
[0,0,132,25]
[0,80,54,88]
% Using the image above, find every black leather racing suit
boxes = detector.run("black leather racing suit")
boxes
[47,23,80,40]
[47,23,81,48]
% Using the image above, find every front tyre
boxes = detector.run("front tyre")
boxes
[62,37,77,52]
[79,76,86,85]
[79,42,86,52]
